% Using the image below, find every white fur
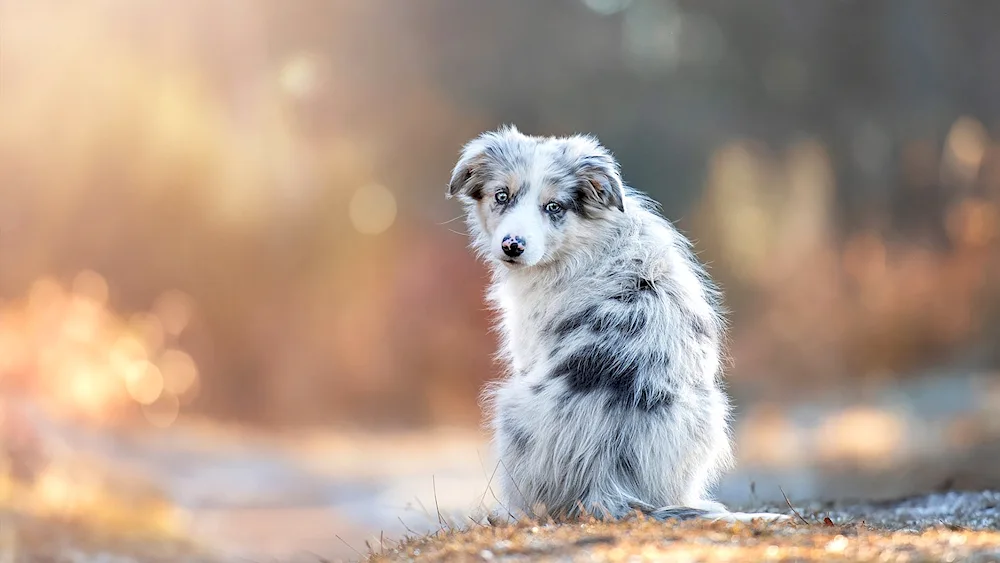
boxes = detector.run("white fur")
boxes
[447,126,789,524]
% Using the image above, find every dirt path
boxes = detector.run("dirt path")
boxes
[4,369,999,561]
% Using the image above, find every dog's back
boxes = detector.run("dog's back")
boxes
[485,188,733,519]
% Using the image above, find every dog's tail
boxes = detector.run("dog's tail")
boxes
[638,504,791,524]
[646,506,713,521]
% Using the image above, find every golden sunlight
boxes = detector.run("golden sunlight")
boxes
[123,362,164,406]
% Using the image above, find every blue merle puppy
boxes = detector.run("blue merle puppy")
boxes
[446,125,788,524]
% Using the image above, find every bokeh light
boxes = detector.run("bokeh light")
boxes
[348,183,397,235]
[151,290,195,338]
[943,116,989,185]
[124,362,164,406]
[129,313,165,354]
[157,349,199,398]
[279,53,320,100]
[110,336,148,373]
[946,198,998,247]
[0,270,201,428]
[71,270,109,306]
[142,393,180,429]
[581,0,633,16]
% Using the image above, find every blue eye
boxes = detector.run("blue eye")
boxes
[545,202,563,214]
[495,190,510,204]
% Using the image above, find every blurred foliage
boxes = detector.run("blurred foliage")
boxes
[2,0,1000,431]
[0,448,194,562]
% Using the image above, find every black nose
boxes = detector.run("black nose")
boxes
[502,234,526,258]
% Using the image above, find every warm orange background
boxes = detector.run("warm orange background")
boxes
[2,1,999,559]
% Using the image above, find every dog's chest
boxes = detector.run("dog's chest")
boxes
[493,276,573,371]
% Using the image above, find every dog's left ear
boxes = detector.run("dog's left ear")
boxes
[576,149,625,212]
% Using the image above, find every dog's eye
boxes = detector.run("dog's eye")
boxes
[545,202,563,214]
[495,190,510,204]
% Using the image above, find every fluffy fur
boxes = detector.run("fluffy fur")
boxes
[446,125,787,524]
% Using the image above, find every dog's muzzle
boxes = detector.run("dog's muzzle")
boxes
[501,234,526,258]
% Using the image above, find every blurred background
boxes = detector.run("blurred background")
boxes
[3,0,1000,560]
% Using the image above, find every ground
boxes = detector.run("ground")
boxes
[0,510,215,563]
[5,402,1000,561]
[368,492,1000,563]
[2,490,1000,561]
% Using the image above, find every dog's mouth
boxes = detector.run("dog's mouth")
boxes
[500,257,524,268]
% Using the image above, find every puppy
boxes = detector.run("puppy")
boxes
[446,125,788,524]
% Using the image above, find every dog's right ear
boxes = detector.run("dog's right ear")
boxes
[446,150,487,201]
[447,126,521,201]
[447,132,502,201]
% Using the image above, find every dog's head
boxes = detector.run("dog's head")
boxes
[446,125,626,269]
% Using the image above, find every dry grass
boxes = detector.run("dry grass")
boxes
[367,516,1000,563]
